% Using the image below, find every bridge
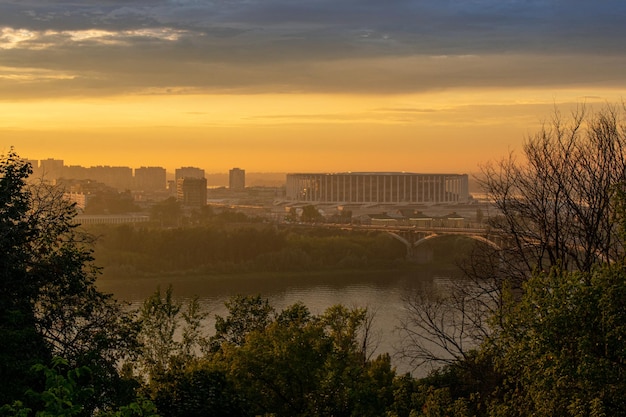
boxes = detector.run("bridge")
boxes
[381,226,502,260]
[287,223,503,260]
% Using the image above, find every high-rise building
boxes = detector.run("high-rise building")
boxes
[134,166,166,191]
[24,159,40,181]
[175,166,205,181]
[176,177,207,207]
[24,159,39,170]
[89,166,133,190]
[39,158,64,183]
[229,167,245,190]
[63,165,90,180]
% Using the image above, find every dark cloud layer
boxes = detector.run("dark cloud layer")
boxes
[1,0,625,98]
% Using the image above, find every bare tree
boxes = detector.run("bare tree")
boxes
[397,104,626,371]
[481,104,626,281]
[396,280,486,369]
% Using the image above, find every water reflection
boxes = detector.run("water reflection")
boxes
[96,268,458,375]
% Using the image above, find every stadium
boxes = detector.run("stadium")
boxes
[285,172,469,205]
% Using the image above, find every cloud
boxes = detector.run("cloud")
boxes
[1,0,625,99]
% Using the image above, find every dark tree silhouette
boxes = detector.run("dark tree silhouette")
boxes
[397,104,626,370]
[0,149,139,411]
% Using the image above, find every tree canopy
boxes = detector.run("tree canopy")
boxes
[0,149,140,413]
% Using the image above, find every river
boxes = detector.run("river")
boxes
[96,267,461,376]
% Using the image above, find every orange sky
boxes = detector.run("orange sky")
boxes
[1,2,625,174]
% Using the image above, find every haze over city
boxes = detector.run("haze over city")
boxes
[1,1,625,173]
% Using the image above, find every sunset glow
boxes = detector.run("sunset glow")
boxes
[1,1,625,174]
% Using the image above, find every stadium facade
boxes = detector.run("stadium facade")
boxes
[286,172,469,204]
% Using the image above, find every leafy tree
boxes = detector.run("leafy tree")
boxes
[209,295,274,351]
[218,302,331,416]
[0,150,50,405]
[211,298,396,417]
[0,358,159,417]
[149,198,181,228]
[0,150,139,411]
[137,286,182,382]
[134,287,251,417]
[150,364,243,417]
[398,105,626,370]
[136,286,208,388]
[487,264,626,416]
[300,204,323,223]
[286,207,297,222]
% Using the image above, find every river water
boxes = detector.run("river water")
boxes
[96,267,460,376]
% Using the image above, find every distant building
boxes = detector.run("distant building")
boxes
[176,177,207,207]
[175,166,205,181]
[24,159,39,170]
[63,165,90,180]
[24,159,40,182]
[88,166,133,190]
[39,158,64,183]
[286,172,469,204]
[134,166,166,191]
[63,192,92,211]
[229,168,246,190]
[72,214,150,225]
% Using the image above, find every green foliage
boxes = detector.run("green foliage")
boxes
[488,265,626,416]
[97,398,160,417]
[300,205,322,223]
[29,358,94,417]
[138,286,182,379]
[0,150,50,404]
[137,286,208,386]
[0,358,92,417]
[210,295,274,350]
[149,198,181,228]
[150,365,243,417]
[209,297,397,417]
[89,224,407,276]
[0,358,160,417]
[0,150,140,411]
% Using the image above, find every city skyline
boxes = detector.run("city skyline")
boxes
[1,1,625,172]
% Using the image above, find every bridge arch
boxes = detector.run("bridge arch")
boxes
[386,232,412,257]
[413,234,501,250]
[386,231,501,259]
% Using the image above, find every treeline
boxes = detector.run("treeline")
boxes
[6,271,626,416]
[88,224,409,276]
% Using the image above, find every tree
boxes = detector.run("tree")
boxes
[209,295,274,351]
[300,205,323,223]
[149,197,181,228]
[487,264,626,416]
[150,364,243,417]
[136,286,209,390]
[137,286,183,382]
[0,149,139,411]
[0,150,50,405]
[0,358,160,417]
[397,105,626,371]
[211,299,395,417]
[480,104,626,283]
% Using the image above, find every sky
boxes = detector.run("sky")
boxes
[1,0,625,174]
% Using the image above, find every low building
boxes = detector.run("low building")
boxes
[72,214,149,225]
[286,172,469,205]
